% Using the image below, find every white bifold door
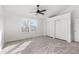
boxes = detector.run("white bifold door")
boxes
[47,20,54,37]
[55,18,67,41]
[47,13,71,42]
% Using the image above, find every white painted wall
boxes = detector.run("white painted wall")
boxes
[5,12,44,42]
[0,6,4,51]
[58,6,79,42]
[46,13,71,42]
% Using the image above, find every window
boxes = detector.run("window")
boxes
[21,18,38,32]
[21,20,29,32]
[30,20,38,31]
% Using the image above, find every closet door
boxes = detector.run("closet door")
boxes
[49,20,54,37]
[47,20,50,36]
[47,13,71,42]
[74,19,79,42]
[47,20,54,37]
[56,19,67,40]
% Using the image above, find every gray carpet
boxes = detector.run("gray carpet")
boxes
[21,36,79,54]
[1,36,79,54]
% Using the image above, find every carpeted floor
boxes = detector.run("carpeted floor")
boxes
[1,36,79,54]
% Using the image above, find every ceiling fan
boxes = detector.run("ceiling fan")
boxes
[31,5,47,16]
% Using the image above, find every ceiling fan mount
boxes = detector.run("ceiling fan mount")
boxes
[37,5,40,7]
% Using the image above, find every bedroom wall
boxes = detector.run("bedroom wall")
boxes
[0,6,4,51]
[5,12,44,42]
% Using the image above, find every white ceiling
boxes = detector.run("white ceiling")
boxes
[4,5,71,18]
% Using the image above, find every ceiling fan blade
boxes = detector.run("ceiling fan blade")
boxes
[40,9,46,12]
[39,12,44,15]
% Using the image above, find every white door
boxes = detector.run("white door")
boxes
[47,20,54,37]
[47,20,50,36]
[47,13,71,42]
[50,20,54,37]
[56,19,67,40]
[74,19,79,42]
